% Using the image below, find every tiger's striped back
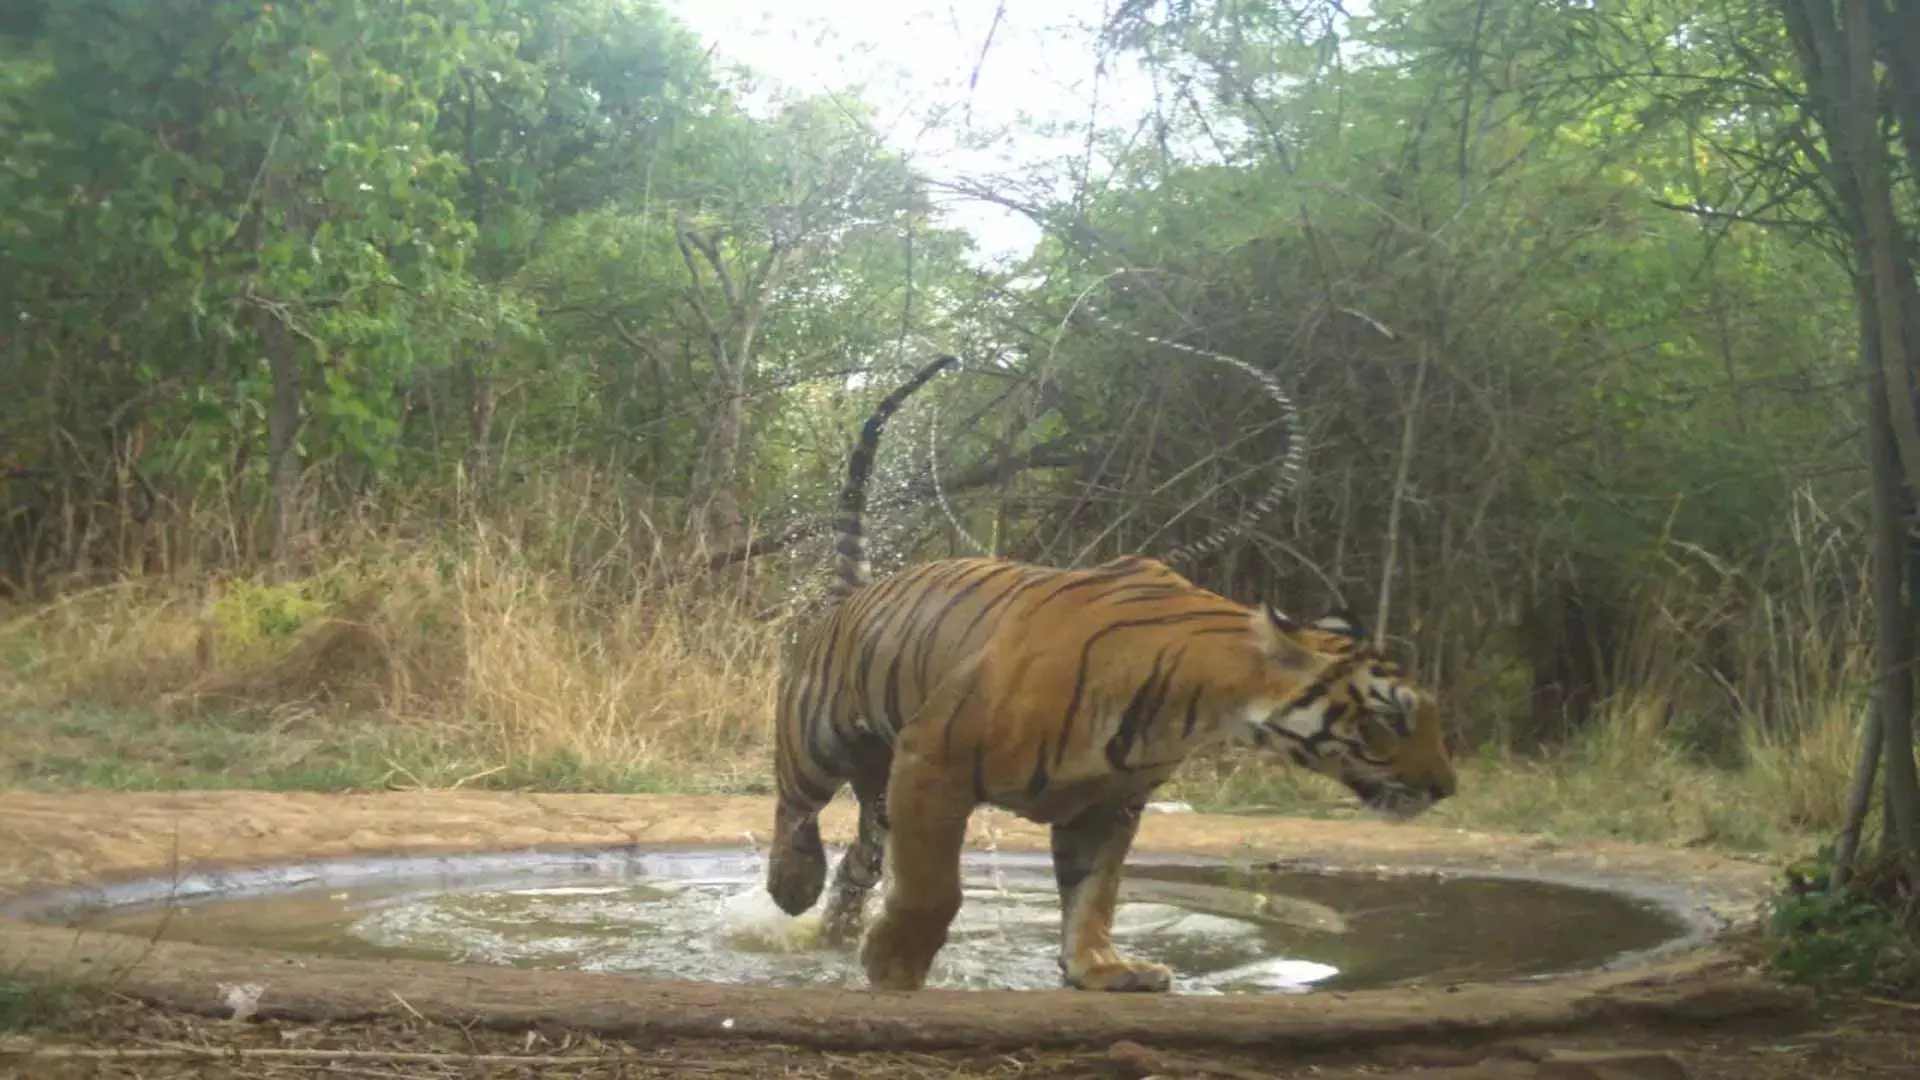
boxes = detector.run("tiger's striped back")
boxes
[779,553,1452,824]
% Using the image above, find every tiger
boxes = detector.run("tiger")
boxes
[765,352,1457,994]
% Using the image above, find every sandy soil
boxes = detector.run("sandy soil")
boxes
[0,997,1916,1080]
[0,789,1893,1078]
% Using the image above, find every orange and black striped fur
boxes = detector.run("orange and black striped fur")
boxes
[766,356,1457,993]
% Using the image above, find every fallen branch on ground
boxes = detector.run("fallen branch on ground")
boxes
[0,1041,633,1067]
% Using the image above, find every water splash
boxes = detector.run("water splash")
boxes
[1084,314,1306,566]
[715,885,829,954]
[863,313,1308,570]
[921,353,994,557]
[337,870,1340,993]
[773,304,1306,617]
[332,839,1342,993]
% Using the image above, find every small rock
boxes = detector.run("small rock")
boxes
[1533,1049,1692,1080]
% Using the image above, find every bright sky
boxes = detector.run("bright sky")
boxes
[660,0,1166,265]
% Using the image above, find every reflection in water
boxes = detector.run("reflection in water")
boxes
[67,850,1688,995]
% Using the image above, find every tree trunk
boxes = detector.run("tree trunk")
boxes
[461,346,495,499]
[1784,0,1920,881]
[1375,337,1431,643]
[1836,0,1920,863]
[681,354,747,554]
[1856,273,1919,867]
[674,222,782,557]
[256,310,303,564]
[695,383,747,550]
[1833,692,1884,889]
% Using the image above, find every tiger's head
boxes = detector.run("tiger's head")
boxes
[1244,605,1456,820]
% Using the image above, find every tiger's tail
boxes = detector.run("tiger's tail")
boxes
[827,354,959,600]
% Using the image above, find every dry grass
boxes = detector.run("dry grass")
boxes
[1168,502,1874,859]
[0,490,1876,860]
[0,521,791,795]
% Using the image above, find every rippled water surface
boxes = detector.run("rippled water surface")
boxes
[65,849,1691,994]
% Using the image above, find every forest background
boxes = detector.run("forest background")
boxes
[3,0,1918,946]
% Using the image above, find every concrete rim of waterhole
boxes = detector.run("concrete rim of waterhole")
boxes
[0,790,1810,1052]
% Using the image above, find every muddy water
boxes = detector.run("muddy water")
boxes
[57,849,1690,994]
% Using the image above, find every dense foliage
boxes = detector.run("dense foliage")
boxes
[1,0,1915,774]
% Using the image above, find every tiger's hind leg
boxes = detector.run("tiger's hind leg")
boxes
[817,737,892,947]
[1051,798,1171,992]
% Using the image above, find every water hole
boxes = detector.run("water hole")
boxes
[14,847,1708,995]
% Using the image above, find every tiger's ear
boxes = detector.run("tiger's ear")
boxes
[1254,605,1321,673]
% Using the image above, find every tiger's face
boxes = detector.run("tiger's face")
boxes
[1247,607,1456,820]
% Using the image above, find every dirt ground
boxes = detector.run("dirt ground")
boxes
[2,993,1916,1079]
[1,791,1910,1077]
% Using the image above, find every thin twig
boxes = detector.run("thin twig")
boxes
[1375,337,1433,642]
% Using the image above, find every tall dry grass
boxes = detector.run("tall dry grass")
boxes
[1169,492,1873,855]
[0,477,800,789]
[1425,492,1871,852]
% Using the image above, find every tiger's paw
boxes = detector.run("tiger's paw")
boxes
[1064,957,1174,993]
[859,914,944,992]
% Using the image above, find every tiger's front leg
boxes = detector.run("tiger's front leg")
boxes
[1050,798,1171,992]
[858,745,972,991]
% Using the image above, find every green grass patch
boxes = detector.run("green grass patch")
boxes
[0,971,93,1034]
[0,705,753,796]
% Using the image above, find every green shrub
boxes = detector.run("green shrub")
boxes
[1764,846,1918,990]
